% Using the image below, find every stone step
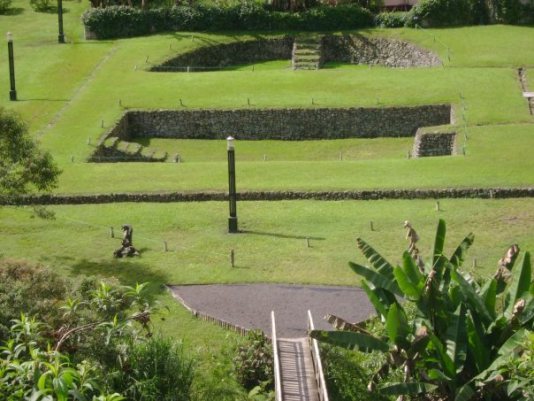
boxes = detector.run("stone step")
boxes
[293,55,321,62]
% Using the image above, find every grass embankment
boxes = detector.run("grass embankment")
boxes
[1,1,533,194]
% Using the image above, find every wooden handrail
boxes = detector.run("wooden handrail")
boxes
[307,310,330,401]
[271,310,283,401]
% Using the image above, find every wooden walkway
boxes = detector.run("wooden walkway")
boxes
[278,338,320,401]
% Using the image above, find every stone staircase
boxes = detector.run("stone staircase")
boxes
[90,136,173,162]
[292,36,323,70]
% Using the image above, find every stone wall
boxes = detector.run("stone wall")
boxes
[125,105,452,140]
[150,34,441,71]
[412,127,457,157]
[2,188,532,206]
[321,34,441,67]
[151,37,294,71]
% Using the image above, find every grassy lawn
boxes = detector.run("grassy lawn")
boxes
[1,1,533,394]
[1,199,532,285]
[0,0,533,195]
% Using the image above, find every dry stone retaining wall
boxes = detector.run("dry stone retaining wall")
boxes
[121,105,451,140]
[151,37,294,71]
[2,188,532,206]
[321,34,441,67]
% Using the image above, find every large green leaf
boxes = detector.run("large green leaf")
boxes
[386,303,410,348]
[379,382,437,395]
[479,279,497,317]
[360,280,391,320]
[466,314,490,372]
[309,330,389,353]
[432,219,447,268]
[450,233,475,268]
[505,251,532,318]
[497,327,529,356]
[429,333,455,379]
[349,262,402,295]
[356,238,395,278]
[454,383,475,401]
[445,304,467,374]
[519,294,534,326]
[451,270,494,324]
[393,262,420,300]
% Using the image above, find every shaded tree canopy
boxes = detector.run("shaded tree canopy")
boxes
[0,107,61,195]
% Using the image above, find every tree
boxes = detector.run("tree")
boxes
[311,219,533,401]
[0,107,61,196]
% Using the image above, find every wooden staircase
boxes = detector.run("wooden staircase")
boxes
[278,338,320,401]
[292,36,323,70]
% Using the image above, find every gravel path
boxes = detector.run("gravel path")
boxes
[169,284,375,338]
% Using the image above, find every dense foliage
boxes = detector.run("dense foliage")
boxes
[0,314,123,400]
[405,0,534,27]
[0,259,69,341]
[109,336,195,401]
[374,11,408,27]
[0,108,60,195]
[0,261,196,400]
[233,330,273,392]
[81,3,374,39]
[311,219,533,401]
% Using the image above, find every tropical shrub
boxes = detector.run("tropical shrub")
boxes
[374,11,408,27]
[0,314,123,400]
[0,259,68,342]
[233,330,274,392]
[406,0,474,27]
[82,4,374,39]
[108,336,195,401]
[311,219,533,401]
[0,108,60,195]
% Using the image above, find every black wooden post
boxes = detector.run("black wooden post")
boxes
[227,136,238,233]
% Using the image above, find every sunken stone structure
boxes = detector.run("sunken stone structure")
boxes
[104,105,452,141]
[321,34,442,67]
[412,127,457,157]
[151,34,441,71]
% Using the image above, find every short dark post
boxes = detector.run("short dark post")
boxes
[57,0,65,43]
[7,32,16,101]
[227,136,238,233]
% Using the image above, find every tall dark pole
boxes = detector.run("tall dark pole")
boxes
[227,136,238,233]
[7,32,16,101]
[57,0,65,43]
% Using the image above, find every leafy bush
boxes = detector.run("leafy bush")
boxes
[0,314,123,400]
[0,0,12,14]
[374,11,408,27]
[233,330,273,391]
[0,259,68,341]
[82,4,374,39]
[406,0,474,27]
[109,336,195,401]
[311,219,533,401]
[321,345,391,401]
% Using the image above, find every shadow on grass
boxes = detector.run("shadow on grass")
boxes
[18,98,69,102]
[69,257,170,300]
[240,229,325,241]
[35,6,70,13]
[1,7,25,15]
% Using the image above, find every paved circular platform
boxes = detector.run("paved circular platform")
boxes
[169,284,375,338]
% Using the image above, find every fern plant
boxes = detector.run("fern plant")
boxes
[311,219,533,401]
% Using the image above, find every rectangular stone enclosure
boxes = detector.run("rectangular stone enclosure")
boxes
[108,105,452,141]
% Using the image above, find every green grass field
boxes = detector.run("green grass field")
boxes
[1,0,533,393]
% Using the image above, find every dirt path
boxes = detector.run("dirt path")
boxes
[169,284,374,338]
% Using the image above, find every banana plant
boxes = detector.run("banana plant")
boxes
[310,219,533,401]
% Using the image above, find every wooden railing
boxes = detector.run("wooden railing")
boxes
[271,310,283,401]
[307,310,330,401]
